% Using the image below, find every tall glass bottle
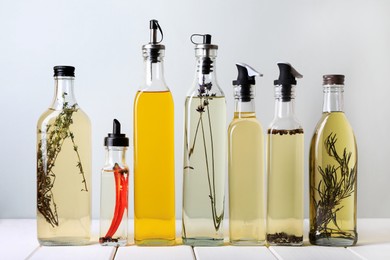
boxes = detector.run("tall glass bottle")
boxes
[266,63,304,246]
[228,63,265,245]
[100,119,129,246]
[36,66,91,245]
[309,75,357,246]
[182,34,226,246]
[133,20,175,246]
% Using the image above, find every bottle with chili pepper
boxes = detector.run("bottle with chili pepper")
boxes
[99,119,129,246]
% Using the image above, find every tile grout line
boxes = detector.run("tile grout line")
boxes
[346,247,369,260]
[191,246,197,260]
[25,245,41,260]
[111,246,119,260]
[268,246,285,260]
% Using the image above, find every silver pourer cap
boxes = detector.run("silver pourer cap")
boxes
[142,20,165,62]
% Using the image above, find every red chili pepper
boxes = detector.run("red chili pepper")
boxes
[104,163,127,239]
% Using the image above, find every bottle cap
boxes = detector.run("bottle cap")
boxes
[274,62,302,102]
[104,119,129,147]
[54,66,75,77]
[142,19,165,63]
[191,34,217,75]
[323,74,345,85]
[232,63,262,102]
[190,34,218,50]
[233,63,262,86]
[274,62,302,85]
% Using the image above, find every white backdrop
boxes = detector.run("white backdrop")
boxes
[0,0,389,219]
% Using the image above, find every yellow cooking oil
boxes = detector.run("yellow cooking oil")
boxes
[133,90,176,245]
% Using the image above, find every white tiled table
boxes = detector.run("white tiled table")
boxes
[1,219,389,259]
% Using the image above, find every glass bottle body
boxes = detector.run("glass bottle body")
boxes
[182,49,226,246]
[228,97,265,245]
[133,51,176,246]
[100,147,129,246]
[266,86,304,246]
[36,76,91,245]
[309,84,357,246]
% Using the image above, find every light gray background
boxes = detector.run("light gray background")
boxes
[0,0,389,219]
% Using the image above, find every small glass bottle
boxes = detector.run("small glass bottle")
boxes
[266,63,304,246]
[182,34,226,246]
[36,66,91,245]
[309,75,358,246]
[228,63,265,245]
[133,20,175,246]
[100,119,129,246]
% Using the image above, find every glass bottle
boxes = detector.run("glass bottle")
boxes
[309,75,358,246]
[266,63,304,246]
[228,63,265,245]
[133,20,175,246]
[182,34,226,246]
[100,119,129,246]
[36,66,91,245]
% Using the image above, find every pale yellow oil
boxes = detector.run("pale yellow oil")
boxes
[133,90,176,245]
[228,112,265,245]
[266,130,304,245]
[37,109,91,245]
[309,112,357,246]
[182,96,226,246]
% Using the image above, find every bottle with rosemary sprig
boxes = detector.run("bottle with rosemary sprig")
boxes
[182,34,226,246]
[36,66,91,246]
[309,74,358,246]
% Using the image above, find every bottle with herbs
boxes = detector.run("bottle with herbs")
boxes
[266,63,304,246]
[133,20,175,246]
[36,66,91,245]
[228,63,265,245]
[100,119,129,246]
[309,75,357,246]
[182,34,226,246]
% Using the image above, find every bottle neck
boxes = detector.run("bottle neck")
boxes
[323,85,344,112]
[194,56,217,86]
[274,85,296,118]
[143,53,167,90]
[105,147,127,166]
[233,85,255,118]
[50,76,77,110]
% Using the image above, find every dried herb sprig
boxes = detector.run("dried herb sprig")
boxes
[311,132,356,238]
[183,74,223,233]
[37,93,88,227]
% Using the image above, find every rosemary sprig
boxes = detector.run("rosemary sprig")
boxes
[312,132,356,238]
[183,75,223,232]
[37,93,88,227]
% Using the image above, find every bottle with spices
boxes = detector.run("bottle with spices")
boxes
[309,75,357,246]
[266,63,304,246]
[36,66,91,245]
[133,19,175,246]
[100,119,129,246]
[182,34,226,246]
[228,63,265,245]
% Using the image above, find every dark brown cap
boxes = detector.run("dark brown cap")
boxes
[323,74,345,85]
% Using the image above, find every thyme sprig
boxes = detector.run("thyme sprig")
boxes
[312,132,356,238]
[37,93,88,227]
[184,74,223,233]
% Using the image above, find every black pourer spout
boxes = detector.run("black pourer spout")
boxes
[274,63,302,101]
[104,119,129,147]
[233,63,262,102]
